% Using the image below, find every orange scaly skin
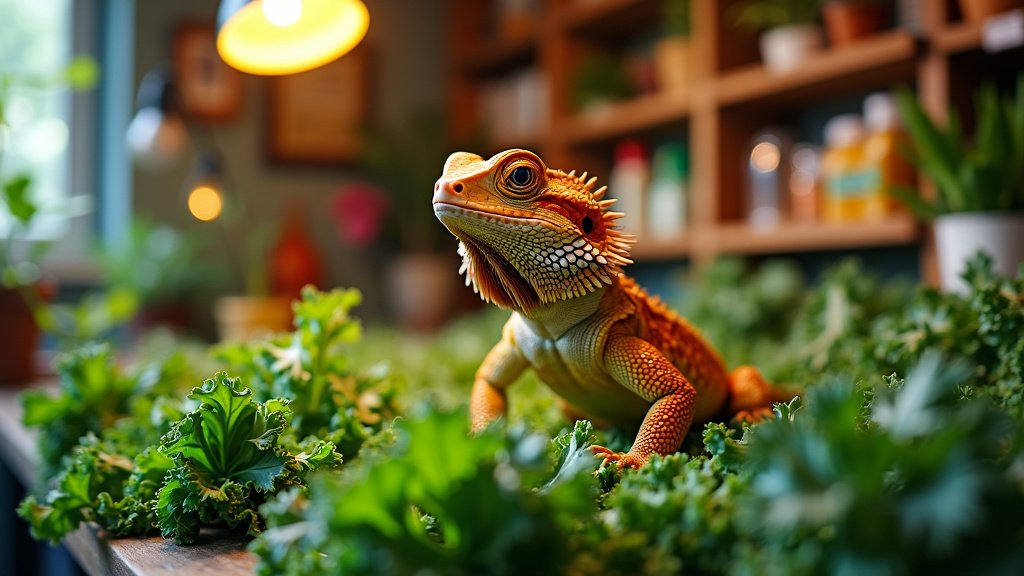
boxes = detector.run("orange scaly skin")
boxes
[433,149,779,468]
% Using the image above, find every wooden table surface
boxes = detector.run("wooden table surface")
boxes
[0,385,258,576]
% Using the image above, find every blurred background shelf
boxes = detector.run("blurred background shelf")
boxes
[714,30,919,107]
[711,217,920,255]
[560,91,690,145]
[446,0,1024,282]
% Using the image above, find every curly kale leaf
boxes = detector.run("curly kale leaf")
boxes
[17,434,173,543]
[251,408,596,576]
[738,353,1024,576]
[21,344,135,477]
[219,287,397,458]
[156,373,341,544]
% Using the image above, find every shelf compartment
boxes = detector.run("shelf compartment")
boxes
[459,27,539,77]
[710,217,919,255]
[561,0,659,40]
[715,30,920,107]
[932,21,984,54]
[560,91,690,145]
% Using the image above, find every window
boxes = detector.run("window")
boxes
[0,0,78,239]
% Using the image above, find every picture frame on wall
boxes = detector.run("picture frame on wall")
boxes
[172,22,244,122]
[266,48,370,164]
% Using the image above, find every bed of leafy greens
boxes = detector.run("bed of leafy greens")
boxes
[16,255,1024,575]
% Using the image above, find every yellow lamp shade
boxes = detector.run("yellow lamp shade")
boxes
[217,0,369,75]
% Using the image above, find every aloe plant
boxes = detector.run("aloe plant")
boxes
[894,75,1024,218]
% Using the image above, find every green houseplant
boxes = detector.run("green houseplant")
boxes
[1,56,98,383]
[732,0,826,72]
[895,75,1024,292]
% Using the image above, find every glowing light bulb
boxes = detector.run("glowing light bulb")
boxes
[188,185,224,221]
[262,0,302,27]
[750,142,781,173]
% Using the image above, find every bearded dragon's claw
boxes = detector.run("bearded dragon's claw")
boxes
[591,445,645,469]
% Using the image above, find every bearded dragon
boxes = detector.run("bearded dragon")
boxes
[432,148,783,468]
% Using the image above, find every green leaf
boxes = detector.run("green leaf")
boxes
[160,373,289,491]
[895,89,964,211]
[2,174,37,226]
[62,56,99,90]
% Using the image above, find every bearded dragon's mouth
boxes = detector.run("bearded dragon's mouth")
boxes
[433,203,542,312]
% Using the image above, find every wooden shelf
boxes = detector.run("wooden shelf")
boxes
[932,22,984,55]
[715,30,920,107]
[631,232,690,261]
[560,91,690,145]
[710,217,919,255]
[459,27,538,77]
[561,0,659,41]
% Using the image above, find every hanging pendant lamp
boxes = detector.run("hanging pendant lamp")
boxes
[216,0,369,75]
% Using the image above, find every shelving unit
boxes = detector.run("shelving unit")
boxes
[446,0,1024,277]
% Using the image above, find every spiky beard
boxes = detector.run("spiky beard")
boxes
[456,237,541,312]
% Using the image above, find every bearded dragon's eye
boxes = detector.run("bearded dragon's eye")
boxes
[511,166,532,186]
[500,158,543,199]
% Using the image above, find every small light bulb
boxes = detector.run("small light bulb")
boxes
[188,185,224,221]
[750,142,781,173]
[262,0,302,27]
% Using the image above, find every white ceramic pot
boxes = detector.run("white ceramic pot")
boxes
[759,24,825,73]
[934,212,1024,293]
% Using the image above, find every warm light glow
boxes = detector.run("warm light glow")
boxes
[188,185,224,221]
[218,0,369,75]
[750,142,781,173]
[262,0,301,26]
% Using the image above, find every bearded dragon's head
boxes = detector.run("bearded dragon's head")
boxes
[432,148,633,314]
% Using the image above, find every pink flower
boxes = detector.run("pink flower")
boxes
[329,183,390,247]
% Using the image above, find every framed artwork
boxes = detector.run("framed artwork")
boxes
[172,22,244,122]
[266,48,370,164]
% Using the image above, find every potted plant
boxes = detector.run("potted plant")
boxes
[732,0,825,73]
[1,57,97,384]
[822,0,892,47]
[894,76,1024,293]
[654,0,693,94]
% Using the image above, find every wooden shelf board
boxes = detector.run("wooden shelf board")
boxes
[459,28,538,77]
[932,22,983,55]
[630,232,690,260]
[710,217,919,255]
[715,30,920,107]
[562,0,658,40]
[560,91,690,145]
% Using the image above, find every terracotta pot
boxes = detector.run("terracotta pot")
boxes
[213,295,293,342]
[823,1,891,47]
[653,35,693,94]
[0,285,46,385]
[934,212,1024,293]
[958,0,1024,22]
[759,24,825,73]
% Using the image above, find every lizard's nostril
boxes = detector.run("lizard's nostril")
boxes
[453,182,464,193]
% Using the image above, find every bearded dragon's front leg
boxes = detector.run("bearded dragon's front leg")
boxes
[470,322,528,433]
[591,334,697,469]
